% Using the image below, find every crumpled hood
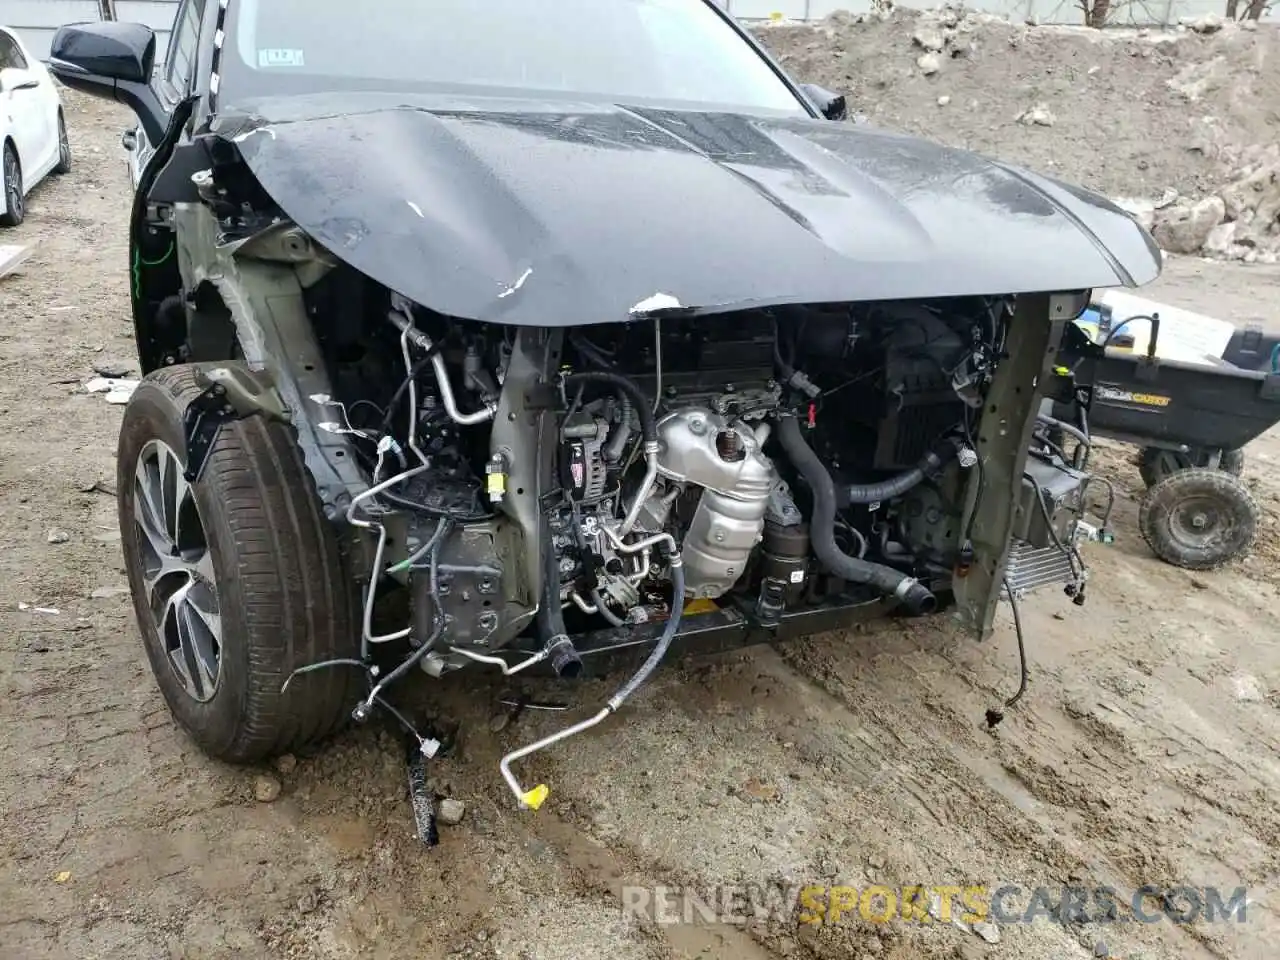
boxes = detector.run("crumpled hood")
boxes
[222,95,1162,324]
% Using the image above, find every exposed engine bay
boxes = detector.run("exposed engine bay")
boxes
[337,294,988,644]
[136,170,1116,807]
[246,273,1105,805]
[355,292,1090,626]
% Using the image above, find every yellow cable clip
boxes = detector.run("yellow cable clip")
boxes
[520,784,549,810]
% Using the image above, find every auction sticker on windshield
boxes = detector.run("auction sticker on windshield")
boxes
[258,48,305,68]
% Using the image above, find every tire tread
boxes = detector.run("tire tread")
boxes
[1138,467,1259,571]
[124,366,359,762]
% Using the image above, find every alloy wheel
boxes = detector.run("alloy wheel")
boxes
[132,439,223,702]
[3,150,21,221]
[58,118,71,169]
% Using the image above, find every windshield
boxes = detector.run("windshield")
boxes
[222,0,807,113]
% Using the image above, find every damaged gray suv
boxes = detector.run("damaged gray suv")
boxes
[49,0,1159,810]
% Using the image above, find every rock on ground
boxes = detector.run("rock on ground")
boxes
[1152,195,1227,253]
[437,798,466,825]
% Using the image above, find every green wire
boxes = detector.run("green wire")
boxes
[132,242,176,301]
[139,243,174,267]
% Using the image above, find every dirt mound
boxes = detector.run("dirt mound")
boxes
[1145,146,1280,263]
[753,8,1280,259]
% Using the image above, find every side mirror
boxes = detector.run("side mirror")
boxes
[798,83,848,122]
[48,22,169,146]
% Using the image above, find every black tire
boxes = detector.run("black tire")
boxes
[1138,446,1245,488]
[1138,468,1258,570]
[0,142,23,227]
[117,365,360,762]
[53,112,71,176]
[1219,448,1246,476]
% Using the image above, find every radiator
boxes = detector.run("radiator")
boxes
[1003,538,1078,596]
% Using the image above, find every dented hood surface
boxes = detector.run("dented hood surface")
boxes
[223,95,1162,324]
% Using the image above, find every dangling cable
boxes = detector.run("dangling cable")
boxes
[498,554,685,810]
[985,580,1029,728]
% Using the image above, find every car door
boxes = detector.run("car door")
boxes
[124,0,205,189]
[19,35,63,134]
[0,28,50,178]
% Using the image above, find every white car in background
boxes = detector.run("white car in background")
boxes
[0,25,71,227]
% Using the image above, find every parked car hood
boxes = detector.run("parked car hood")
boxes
[220,94,1162,325]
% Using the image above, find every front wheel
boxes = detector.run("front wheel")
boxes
[117,365,361,762]
[1138,468,1258,570]
[53,112,71,176]
[0,143,23,227]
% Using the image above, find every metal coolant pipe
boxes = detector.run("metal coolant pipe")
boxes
[386,310,497,425]
[499,558,687,810]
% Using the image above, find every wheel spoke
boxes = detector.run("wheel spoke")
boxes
[133,475,174,571]
[134,440,222,703]
[186,578,222,649]
[158,447,184,544]
[178,598,219,700]
[192,549,217,588]
[136,454,169,540]
[161,580,197,694]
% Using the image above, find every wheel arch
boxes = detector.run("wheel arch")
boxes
[174,239,374,521]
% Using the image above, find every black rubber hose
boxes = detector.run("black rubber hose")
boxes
[607,560,686,709]
[562,371,656,444]
[539,518,582,679]
[844,444,957,505]
[1101,312,1159,352]
[777,416,936,615]
[1076,405,1091,471]
[1037,414,1090,453]
[380,347,440,432]
[569,333,617,370]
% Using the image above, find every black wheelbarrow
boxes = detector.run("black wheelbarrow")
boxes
[1045,306,1280,570]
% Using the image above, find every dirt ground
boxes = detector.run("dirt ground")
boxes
[759,12,1280,262]
[3,37,1280,960]
[757,12,1280,203]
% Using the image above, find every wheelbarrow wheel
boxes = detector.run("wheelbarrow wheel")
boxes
[1138,468,1258,570]
[1137,447,1244,488]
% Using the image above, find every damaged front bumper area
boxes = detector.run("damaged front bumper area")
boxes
[148,114,1127,811]
[951,291,1097,635]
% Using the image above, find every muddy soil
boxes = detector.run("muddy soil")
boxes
[3,86,1280,960]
